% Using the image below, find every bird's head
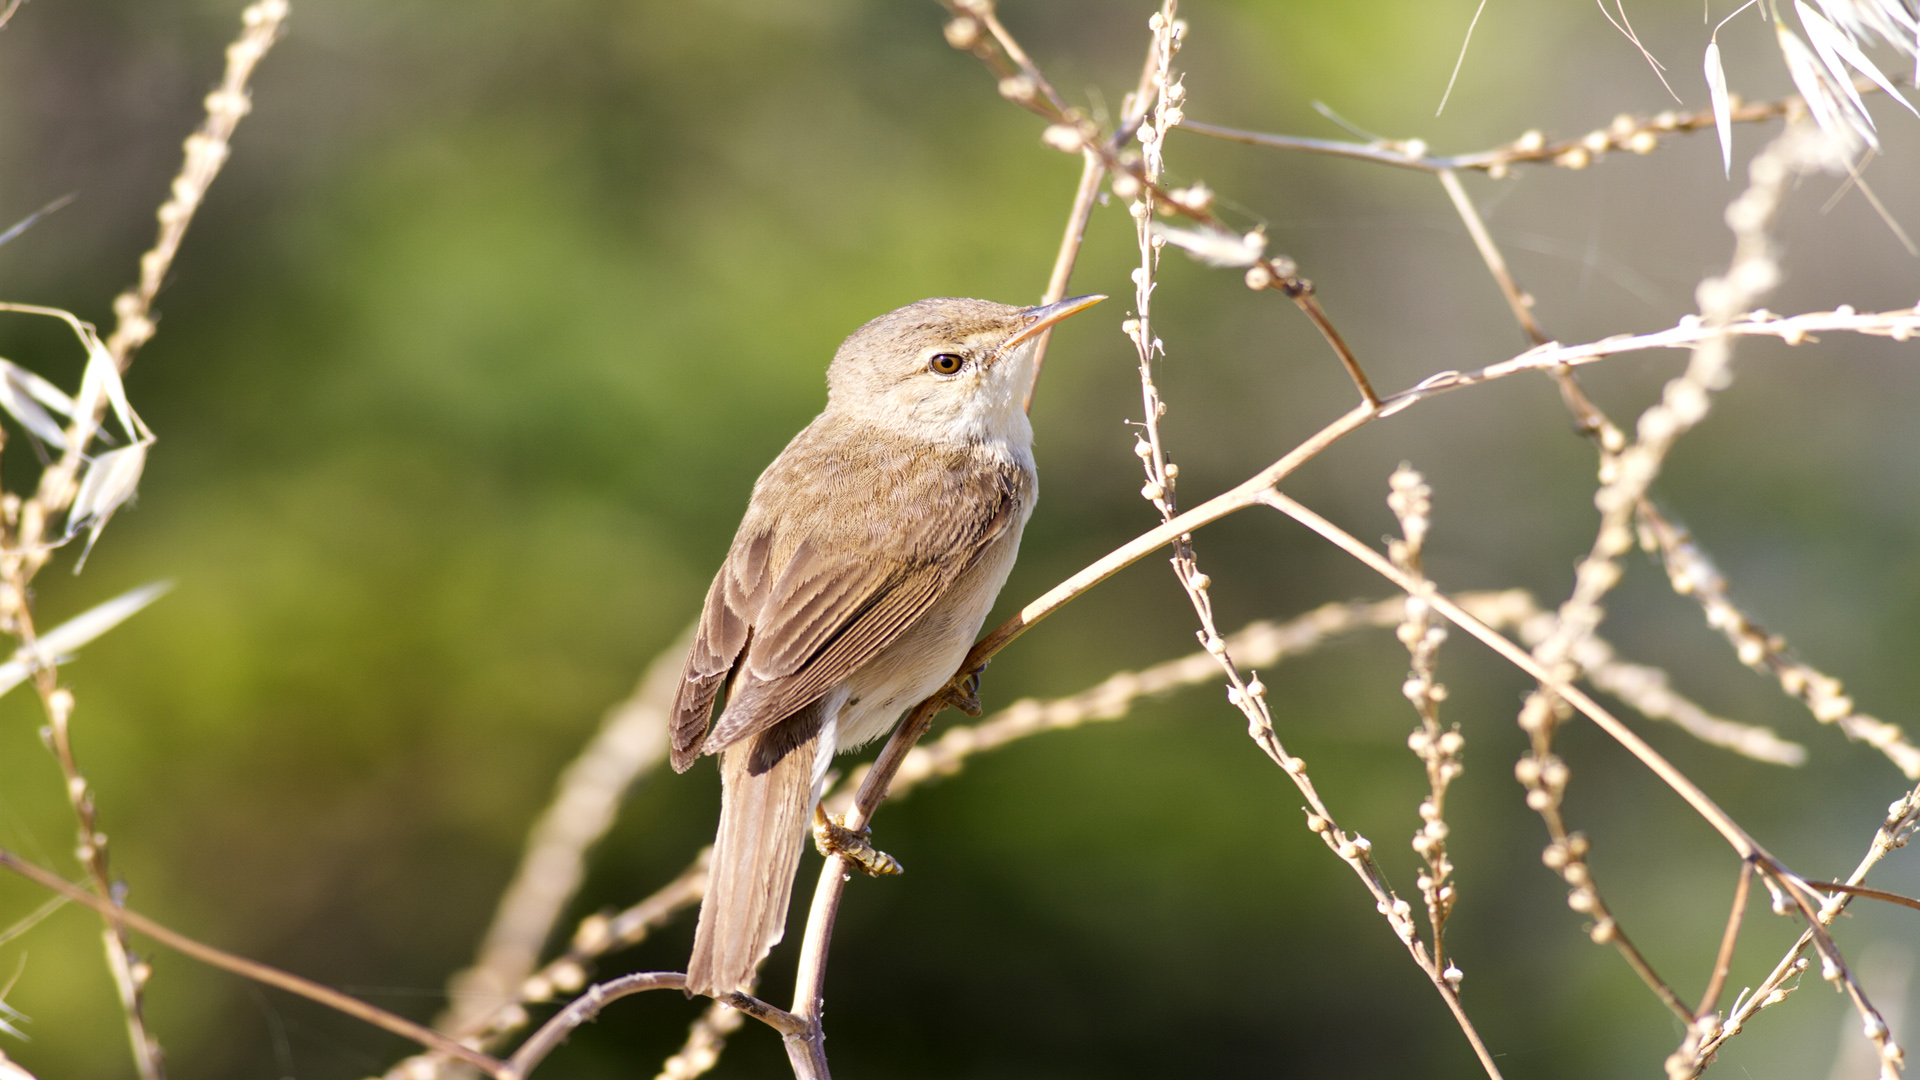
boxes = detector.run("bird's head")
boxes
[825,294,1103,446]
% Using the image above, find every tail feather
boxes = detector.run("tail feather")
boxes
[686,705,824,997]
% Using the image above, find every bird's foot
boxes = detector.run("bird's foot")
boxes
[813,807,902,877]
[937,670,984,717]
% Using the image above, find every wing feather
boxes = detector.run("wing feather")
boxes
[671,423,1028,767]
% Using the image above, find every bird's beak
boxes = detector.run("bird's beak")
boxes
[1002,294,1106,350]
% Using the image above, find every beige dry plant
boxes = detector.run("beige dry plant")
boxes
[5,3,1920,1080]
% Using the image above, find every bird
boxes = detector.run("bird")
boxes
[669,293,1104,998]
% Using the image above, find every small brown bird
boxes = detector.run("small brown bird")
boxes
[670,294,1103,997]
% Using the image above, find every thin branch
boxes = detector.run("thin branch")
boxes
[1261,489,1899,1061]
[1180,76,1891,176]
[1024,33,1161,413]
[1436,168,1548,345]
[504,972,802,1080]
[1699,859,1753,1017]
[386,853,711,1079]
[0,850,510,1079]
[1638,503,1920,778]
[1375,304,1920,416]
[1690,782,1919,1072]
[1258,491,1773,862]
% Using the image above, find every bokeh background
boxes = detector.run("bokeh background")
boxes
[1,1,1918,1077]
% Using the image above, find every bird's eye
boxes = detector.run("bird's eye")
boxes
[927,353,965,376]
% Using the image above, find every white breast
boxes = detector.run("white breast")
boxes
[832,452,1035,753]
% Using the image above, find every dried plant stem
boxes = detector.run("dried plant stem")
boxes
[1436,169,1547,345]
[1179,75,1890,176]
[1388,467,1465,970]
[1260,488,1898,1070]
[0,9,285,1077]
[1431,93,1907,1072]
[1690,782,1919,1075]
[1377,304,1920,416]
[1637,503,1920,777]
[1023,27,1161,412]
[0,850,510,1079]
[385,853,709,1080]
[14,0,286,575]
[1701,859,1753,1017]
[503,973,802,1080]
[419,585,1776,1078]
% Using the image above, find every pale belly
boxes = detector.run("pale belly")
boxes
[831,500,1032,753]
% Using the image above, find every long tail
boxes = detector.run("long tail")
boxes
[686,704,825,997]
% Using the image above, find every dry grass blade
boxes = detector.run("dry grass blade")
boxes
[1706,41,1734,175]
[0,580,170,697]
[0,359,74,448]
[67,443,151,567]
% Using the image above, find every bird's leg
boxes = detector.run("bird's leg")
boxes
[936,668,984,717]
[812,805,903,877]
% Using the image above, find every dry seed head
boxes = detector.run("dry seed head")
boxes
[1515,130,1546,152]
[943,16,981,49]
[998,75,1038,104]
[1041,124,1084,153]
[1244,263,1273,290]
[550,960,587,992]
[572,913,613,952]
[1442,965,1464,987]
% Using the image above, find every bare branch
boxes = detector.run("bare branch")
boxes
[0,850,510,1079]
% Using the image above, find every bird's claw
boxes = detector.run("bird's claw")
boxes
[939,671,984,717]
[813,807,902,877]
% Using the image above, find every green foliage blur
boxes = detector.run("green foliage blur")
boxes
[1,1,1917,1077]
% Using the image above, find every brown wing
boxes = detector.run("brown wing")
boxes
[668,434,1024,772]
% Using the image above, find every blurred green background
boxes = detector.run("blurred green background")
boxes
[1,1,1918,1077]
